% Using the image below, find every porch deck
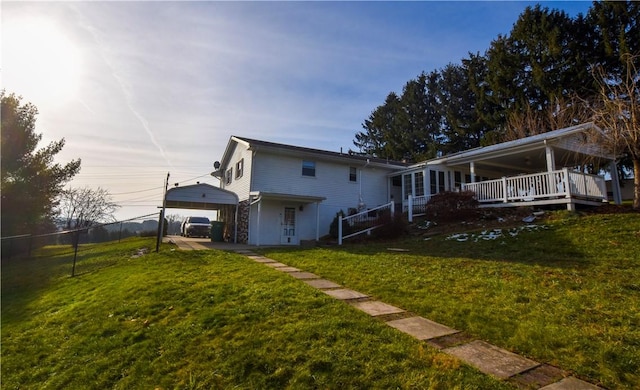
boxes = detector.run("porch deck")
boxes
[463,169,608,210]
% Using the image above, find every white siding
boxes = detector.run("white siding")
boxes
[221,143,253,201]
[248,199,322,245]
[252,152,391,207]
[248,151,398,243]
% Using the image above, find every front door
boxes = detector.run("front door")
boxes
[281,207,296,244]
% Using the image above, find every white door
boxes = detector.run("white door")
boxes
[281,207,296,244]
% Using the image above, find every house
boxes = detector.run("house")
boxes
[211,136,407,245]
[194,123,620,246]
[395,122,622,218]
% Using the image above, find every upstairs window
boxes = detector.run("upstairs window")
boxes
[302,160,316,177]
[235,159,244,179]
[349,167,357,182]
[225,168,233,185]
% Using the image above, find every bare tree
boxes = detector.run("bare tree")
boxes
[503,96,593,142]
[165,213,184,235]
[591,53,640,209]
[57,187,119,229]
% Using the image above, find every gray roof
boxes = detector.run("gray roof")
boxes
[228,136,408,168]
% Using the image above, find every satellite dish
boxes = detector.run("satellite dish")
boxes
[214,161,221,169]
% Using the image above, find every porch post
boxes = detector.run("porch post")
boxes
[408,195,414,222]
[609,161,622,205]
[470,162,476,183]
[256,200,261,246]
[502,177,508,203]
[545,144,556,171]
[563,168,572,199]
[338,213,343,245]
[315,202,321,241]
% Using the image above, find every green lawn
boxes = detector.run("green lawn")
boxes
[261,211,640,389]
[2,237,509,389]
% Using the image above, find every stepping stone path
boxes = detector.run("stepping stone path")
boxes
[234,249,603,390]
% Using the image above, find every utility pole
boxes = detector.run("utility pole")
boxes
[156,172,170,252]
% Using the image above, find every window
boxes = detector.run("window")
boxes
[349,167,357,182]
[454,171,462,189]
[403,174,412,199]
[302,160,316,177]
[414,172,425,196]
[235,159,244,179]
[438,171,446,192]
[225,168,233,185]
[430,170,437,194]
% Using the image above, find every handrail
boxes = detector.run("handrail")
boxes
[338,201,394,245]
[462,169,607,204]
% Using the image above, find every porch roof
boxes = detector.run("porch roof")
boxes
[396,123,614,176]
[249,191,326,203]
[165,183,238,210]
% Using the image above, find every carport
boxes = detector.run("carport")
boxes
[164,183,239,243]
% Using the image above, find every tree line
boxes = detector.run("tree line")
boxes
[353,2,638,198]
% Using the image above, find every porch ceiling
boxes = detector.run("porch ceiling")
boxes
[446,145,607,176]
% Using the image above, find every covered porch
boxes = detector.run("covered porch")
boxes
[397,123,622,217]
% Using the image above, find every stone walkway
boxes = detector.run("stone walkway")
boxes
[170,238,603,389]
[235,249,603,390]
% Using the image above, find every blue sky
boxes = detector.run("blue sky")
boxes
[2,1,593,220]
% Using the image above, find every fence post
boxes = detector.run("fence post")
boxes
[390,201,395,217]
[71,231,80,277]
[338,213,343,245]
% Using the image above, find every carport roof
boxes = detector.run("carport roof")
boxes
[165,183,238,210]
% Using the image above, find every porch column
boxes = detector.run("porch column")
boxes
[609,161,622,205]
[545,145,556,195]
[256,200,261,246]
[315,202,321,241]
[470,162,476,183]
[545,144,556,172]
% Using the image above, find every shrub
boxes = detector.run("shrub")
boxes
[328,210,352,239]
[425,191,479,222]
[372,211,409,240]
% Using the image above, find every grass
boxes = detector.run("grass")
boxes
[260,211,640,389]
[2,237,509,389]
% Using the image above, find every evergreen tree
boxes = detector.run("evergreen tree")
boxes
[353,92,403,159]
[1,91,81,236]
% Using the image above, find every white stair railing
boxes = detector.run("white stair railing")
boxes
[338,201,394,245]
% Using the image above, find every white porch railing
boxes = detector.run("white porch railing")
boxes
[405,195,431,222]
[338,201,394,245]
[463,168,607,204]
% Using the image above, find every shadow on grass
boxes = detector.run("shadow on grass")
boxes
[1,238,156,326]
